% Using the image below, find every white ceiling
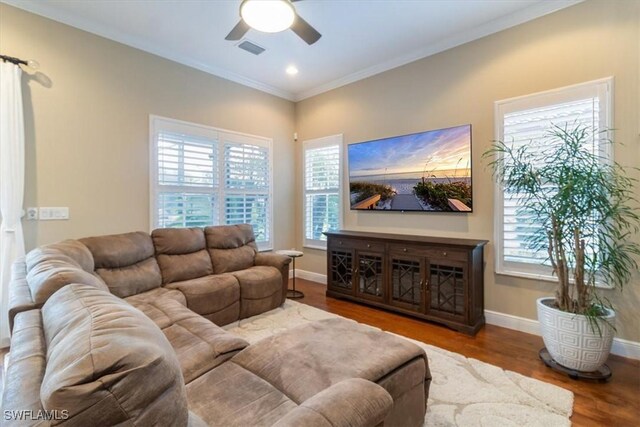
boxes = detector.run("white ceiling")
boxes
[3,0,582,101]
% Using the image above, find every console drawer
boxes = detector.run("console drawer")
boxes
[389,244,467,261]
[330,238,384,253]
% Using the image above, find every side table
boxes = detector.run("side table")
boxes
[276,250,304,299]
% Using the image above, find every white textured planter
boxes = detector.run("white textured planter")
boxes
[537,297,615,372]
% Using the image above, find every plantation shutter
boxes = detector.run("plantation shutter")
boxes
[303,136,342,248]
[494,78,612,279]
[223,140,271,246]
[151,117,274,250]
[156,131,218,228]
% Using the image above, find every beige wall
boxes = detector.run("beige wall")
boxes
[0,4,296,252]
[295,0,640,341]
[2,1,639,341]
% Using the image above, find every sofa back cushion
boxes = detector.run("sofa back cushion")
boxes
[25,239,95,273]
[23,239,108,305]
[152,227,213,284]
[205,224,257,274]
[80,231,162,298]
[26,260,108,305]
[41,284,189,426]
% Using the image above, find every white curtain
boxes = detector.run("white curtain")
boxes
[0,61,25,347]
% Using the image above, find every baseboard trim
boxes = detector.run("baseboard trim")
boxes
[0,337,10,349]
[484,309,541,336]
[293,269,640,360]
[485,309,640,360]
[290,269,327,285]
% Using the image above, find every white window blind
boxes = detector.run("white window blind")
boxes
[494,78,612,280]
[151,116,273,250]
[303,135,342,249]
[224,142,271,245]
[156,131,219,228]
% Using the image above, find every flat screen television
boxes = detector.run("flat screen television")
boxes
[348,124,472,212]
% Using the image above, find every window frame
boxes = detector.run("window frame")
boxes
[302,134,344,250]
[493,77,613,282]
[149,115,274,251]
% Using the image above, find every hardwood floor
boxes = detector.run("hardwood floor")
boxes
[293,279,640,427]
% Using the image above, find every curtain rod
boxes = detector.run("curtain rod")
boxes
[0,54,28,66]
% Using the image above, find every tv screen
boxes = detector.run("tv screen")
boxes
[348,124,472,212]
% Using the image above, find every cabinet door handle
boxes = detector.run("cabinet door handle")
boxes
[442,251,447,256]
[339,241,343,245]
[403,248,408,252]
[367,244,371,248]
[353,268,359,274]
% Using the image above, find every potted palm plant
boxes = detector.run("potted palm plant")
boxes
[484,123,639,373]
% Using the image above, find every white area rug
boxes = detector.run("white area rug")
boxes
[224,300,574,427]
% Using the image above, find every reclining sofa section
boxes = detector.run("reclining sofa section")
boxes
[8,224,291,331]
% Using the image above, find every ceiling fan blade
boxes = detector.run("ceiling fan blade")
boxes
[225,20,250,41]
[290,14,321,45]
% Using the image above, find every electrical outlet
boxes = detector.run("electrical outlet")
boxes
[26,207,38,220]
[39,207,69,220]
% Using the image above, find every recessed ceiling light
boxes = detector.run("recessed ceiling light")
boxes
[241,0,295,33]
[286,65,299,76]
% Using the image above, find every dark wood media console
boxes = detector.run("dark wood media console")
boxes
[324,230,488,335]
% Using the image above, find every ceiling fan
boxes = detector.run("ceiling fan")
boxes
[225,0,322,45]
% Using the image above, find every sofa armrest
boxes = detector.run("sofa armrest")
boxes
[8,259,39,334]
[254,253,291,304]
[272,378,393,427]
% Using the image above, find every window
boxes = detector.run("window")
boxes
[494,78,612,281]
[303,135,343,249]
[150,116,273,250]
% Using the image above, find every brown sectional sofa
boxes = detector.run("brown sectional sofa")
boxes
[3,224,431,426]
[10,224,290,331]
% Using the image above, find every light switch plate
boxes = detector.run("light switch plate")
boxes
[40,207,69,220]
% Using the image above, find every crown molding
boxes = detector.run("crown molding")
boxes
[293,0,584,101]
[2,0,583,103]
[1,0,296,101]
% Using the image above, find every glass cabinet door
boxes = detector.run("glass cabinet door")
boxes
[355,253,384,301]
[427,261,466,320]
[389,256,424,312]
[329,249,353,294]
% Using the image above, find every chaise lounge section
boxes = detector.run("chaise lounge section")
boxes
[3,224,431,426]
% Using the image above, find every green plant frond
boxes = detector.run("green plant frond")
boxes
[484,122,640,321]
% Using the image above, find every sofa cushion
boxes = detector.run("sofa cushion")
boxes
[1,310,47,421]
[41,284,188,426]
[125,294,249,383]
[205,224,257,274]
[232,266,282,300]
[166,274,239,318]
[8,258,38,332]
[232,266,283,318]
[80,231,162,297]
[231,318,427,403]
[272,379,393,427]
[152,227,214,284]
[186,362,297,426]
[26,259,108,305]
[25,239,94,273]
[124,286,187,308]
[163,311,249,383]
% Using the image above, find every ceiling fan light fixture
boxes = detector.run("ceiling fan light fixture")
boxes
[240,0,295,33]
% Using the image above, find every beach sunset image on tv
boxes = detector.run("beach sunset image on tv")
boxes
[348,124,472,212]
